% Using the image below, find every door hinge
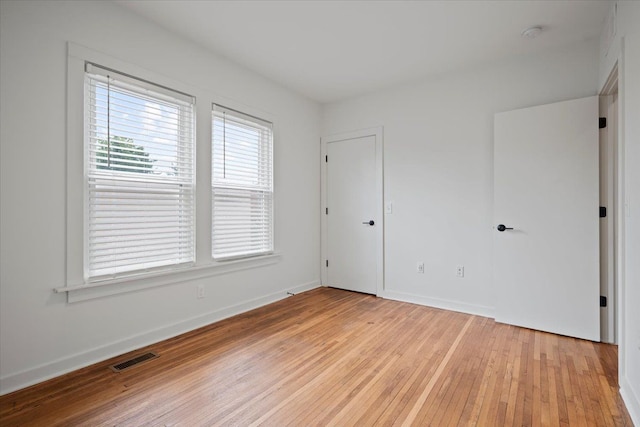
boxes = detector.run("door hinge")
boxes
[600,206,607,218]
[325,207,328,214]
[599,117,607,129]
[325,155,328,163]
[326,260,329,267]
[600,296,607,307]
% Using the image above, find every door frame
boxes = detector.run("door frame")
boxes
[321,127,384,295]
[599,64,619,344]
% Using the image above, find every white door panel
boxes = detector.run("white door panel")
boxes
[327,135,377,294]
[494,96,600,341]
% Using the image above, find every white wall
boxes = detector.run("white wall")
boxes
[322,40,600,317]
[0,0,320,394]
[620,34,640,423]
[599,2,640,424]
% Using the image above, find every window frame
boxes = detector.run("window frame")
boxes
[211,104,275,261]
[84,63,197,282]
[62,43,281,302]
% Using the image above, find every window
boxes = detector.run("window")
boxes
[212,105,273,260]
[85,63,195,281]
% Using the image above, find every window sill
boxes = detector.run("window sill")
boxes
[54,252,282,303]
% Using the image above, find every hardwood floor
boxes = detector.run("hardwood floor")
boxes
[0,287,632,426]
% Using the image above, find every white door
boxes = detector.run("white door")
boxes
[494,96,600,341]
[325,134,379,294]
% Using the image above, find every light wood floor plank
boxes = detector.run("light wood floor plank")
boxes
[0,287,633,426]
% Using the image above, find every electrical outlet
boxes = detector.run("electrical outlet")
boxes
[197,285,205,299]
[456,266,464,278]
[417,262,424,273]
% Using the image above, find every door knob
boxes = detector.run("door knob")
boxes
[497,224,513,232]
[362,220,375,226]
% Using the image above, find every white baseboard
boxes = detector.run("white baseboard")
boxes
[379,290,494,319]
[621,376,640,426]
[0,280,320,396]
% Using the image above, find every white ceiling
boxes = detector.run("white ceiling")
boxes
[116,0,610,104]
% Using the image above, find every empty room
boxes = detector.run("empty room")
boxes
[0,0,639,425]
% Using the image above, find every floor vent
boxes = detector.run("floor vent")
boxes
[109,352,158,372]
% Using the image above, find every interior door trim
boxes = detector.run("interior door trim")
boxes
[321,127,384,295]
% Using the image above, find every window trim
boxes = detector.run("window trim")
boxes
[84,62,196,281]
[211,103,275,261]
[55,252,282,303]
[64,43,280,302]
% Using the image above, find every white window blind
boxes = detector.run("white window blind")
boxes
[85,63,195,281]
[212,105,273,260]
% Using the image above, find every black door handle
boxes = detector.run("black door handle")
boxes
[362,220,375,226]
[497,224,513,232]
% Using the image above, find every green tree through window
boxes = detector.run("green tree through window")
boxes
[95,136,154,173]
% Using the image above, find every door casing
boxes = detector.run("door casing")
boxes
[321,127,384,295]
[599,63,619,344]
